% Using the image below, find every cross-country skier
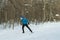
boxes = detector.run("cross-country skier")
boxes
[20,16,33,33]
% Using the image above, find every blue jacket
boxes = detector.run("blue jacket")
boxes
[21,18,29,24]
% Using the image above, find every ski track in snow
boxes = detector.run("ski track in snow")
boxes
[0,22,60,40]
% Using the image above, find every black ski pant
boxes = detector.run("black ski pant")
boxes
[22,24,32,33]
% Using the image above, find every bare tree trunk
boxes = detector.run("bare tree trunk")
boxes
[4,12,8,29]
[5,12,7,22]
[49,0,54,21]
[42,0,46,22]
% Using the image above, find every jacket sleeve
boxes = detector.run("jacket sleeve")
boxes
[27,19,29,24]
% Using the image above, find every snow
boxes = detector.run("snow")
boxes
[55,14,60,16]
[0,22,60,40]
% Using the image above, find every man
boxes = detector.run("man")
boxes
[20,16,32,33]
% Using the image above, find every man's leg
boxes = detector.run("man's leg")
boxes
[26,24,32,33]
[22,25,25,33]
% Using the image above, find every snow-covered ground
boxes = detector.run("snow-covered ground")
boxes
[0,22,60,40]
